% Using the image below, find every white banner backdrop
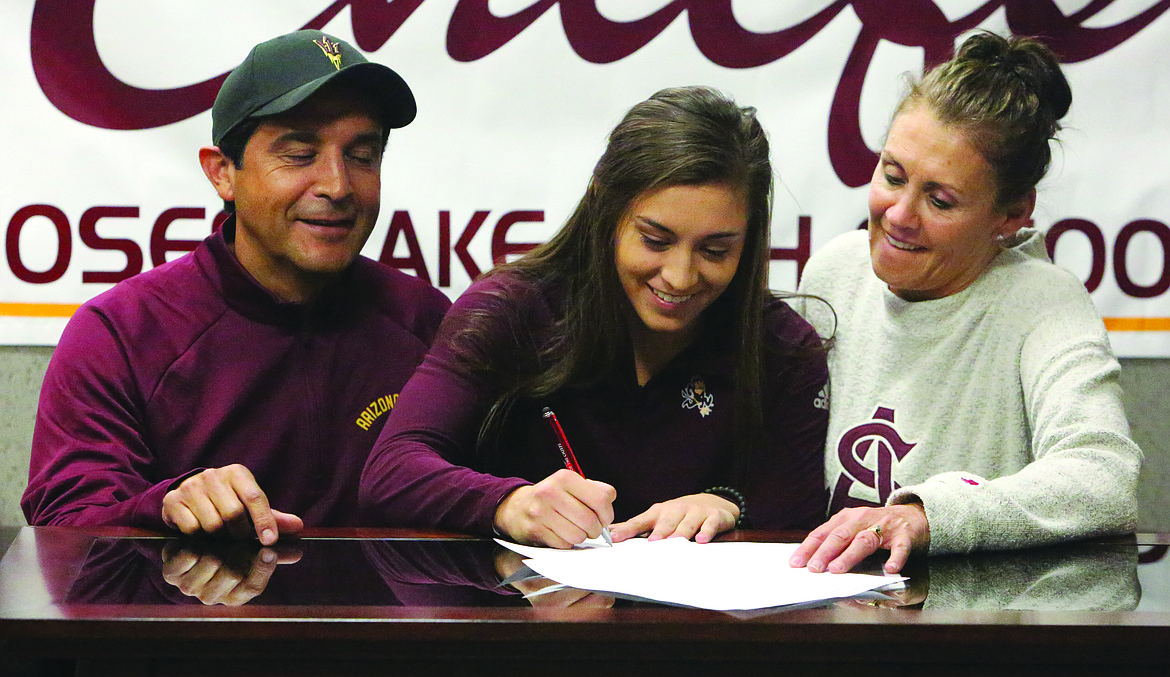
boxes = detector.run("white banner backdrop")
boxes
[2,1,1169,355]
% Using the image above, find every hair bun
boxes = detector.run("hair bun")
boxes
[955,31,1005,64]
[1023,56,1072,122]
[904,30,1073,206]
[959,32,1072,122]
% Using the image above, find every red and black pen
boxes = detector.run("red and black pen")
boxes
[542,407,613,546]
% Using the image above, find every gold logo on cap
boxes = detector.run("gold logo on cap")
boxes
[314,36,343,70]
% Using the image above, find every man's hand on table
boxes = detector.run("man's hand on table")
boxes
[162,464,304,545]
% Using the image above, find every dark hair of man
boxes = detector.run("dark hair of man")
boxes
[896,31,1072,210]
[212,118,261,213]
[452,86,782,481]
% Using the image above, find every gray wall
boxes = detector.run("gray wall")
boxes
[0,345,1166,530]
[1,346,52,527]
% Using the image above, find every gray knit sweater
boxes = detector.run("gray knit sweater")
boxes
[797,229,1141,556]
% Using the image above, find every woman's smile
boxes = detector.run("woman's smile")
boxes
[614,183,747,340]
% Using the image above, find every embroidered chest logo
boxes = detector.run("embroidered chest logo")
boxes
[314,36,344,70]
[681,376,714,418]
[831,406,916,513]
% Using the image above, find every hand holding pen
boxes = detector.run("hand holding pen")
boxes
[542,408,612,546]
[490,409,616,549]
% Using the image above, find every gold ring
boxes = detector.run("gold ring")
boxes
[865,524,883,538]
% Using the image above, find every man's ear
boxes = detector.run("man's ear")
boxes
[199,147,236,202]
[998,189,1036,240]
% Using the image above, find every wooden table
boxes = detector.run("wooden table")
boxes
[1,526,1168,676]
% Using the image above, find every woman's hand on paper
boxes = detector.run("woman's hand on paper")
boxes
[789,503,930,574]
[494,469,616,548]
[610,493,738,544]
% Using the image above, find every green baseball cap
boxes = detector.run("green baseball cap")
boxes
[212,29,415,146]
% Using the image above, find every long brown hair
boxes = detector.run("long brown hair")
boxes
[456,86,776,473]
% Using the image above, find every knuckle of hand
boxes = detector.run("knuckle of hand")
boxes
[200,514,225,531]
[829,528,855,543]
[176,478,202,498]
[225,463,250,477]
[522,503,545,522]
[240,579,266,597]
[220,503,246,521]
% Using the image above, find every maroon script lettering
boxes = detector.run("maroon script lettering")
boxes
[29,0,1170,186]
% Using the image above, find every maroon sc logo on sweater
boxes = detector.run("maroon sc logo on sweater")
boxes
[831,406,917,513]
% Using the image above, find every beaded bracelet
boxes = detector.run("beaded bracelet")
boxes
[702,486,748,528]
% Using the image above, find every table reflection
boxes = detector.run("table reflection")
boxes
[853,540,1139,611]
[56,534,1140,613]
[64,537,401,606]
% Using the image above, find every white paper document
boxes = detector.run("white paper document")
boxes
[496,537,904,611]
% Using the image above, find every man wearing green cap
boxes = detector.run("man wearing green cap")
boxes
[23,30,450,545]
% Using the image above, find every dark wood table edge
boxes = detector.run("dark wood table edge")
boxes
[2,527,1169,672]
